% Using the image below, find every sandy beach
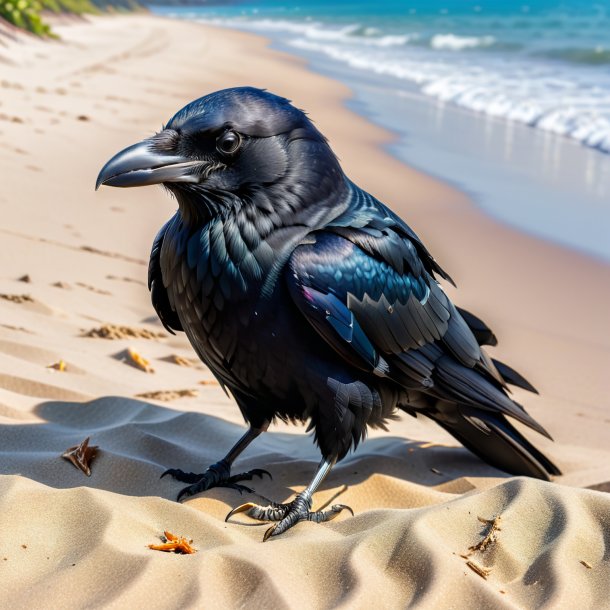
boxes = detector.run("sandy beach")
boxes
[1,14,609,608]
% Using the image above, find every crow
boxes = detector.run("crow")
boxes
[96,87,560,540]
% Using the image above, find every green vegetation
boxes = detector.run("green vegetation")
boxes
[0,0,140,37]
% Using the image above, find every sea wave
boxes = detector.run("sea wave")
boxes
[193,17,414,48]
[430,33,496,51]
[535,46,610,65]
[290,39,610,154]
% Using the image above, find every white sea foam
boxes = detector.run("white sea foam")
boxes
[430,33,496,50]
[195,17,413,47]
[289,39,610,154]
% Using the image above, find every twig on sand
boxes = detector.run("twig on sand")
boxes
[459,514,502,580]
[469,515,502,553]
[466,559,492,579]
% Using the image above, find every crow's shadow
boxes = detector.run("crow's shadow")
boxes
[0,396,509,501]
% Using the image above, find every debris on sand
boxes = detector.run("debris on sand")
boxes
[83,324,165,340]
[125,348,155,373]
[0,293,33,304]
[148,531,196,554]
[469,515,502,553]
[170,354,196,367]
[76,282,111,296]
[62,437,98,476]
[136,389,198,402]
[47,360,67,372]
[466,559,491,579]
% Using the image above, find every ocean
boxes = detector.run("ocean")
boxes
[153,1,610,261]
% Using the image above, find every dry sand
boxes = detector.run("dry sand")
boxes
[0,14,609,609]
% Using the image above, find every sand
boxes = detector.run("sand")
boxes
[0,14,609,609]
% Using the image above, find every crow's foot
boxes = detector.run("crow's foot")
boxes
[226,491,353,541]
[161,459,271,501]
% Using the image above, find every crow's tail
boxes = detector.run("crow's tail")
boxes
[426,401,561,480]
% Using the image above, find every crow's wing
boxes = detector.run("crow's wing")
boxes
[148,217,183,334]
[286,229,549,438]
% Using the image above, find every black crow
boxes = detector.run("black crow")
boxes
[96,87,560,540]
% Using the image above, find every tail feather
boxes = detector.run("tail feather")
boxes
[456,307,498,346]
[492,359,539,394]
[429,403,561,480]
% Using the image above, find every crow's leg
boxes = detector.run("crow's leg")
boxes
[226,458,353,541]
[161,423,271,501]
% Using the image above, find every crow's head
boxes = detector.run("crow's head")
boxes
[96,87,343,218]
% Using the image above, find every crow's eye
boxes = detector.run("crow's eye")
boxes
[216,130,241,155]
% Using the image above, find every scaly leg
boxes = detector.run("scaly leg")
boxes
[161,423,271,501]
[226,458,353,541]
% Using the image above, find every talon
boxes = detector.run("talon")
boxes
[263,525,277,542]
[225,502,259,522]
[226,483,254,494]
[313,504,354,521]
[227,468,272,484]
[161,468,202,484]
[177,486,195,502]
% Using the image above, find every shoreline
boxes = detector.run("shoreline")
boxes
[0,13,609,608]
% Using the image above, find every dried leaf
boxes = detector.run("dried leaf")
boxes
[148,531,196,554]
[62,437,98,476]
[580,560,592,569]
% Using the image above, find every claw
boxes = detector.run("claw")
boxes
[160,468,201,484]
[263,525,277,542]
[225,502,259,522]
[162,461,270,501]
[177,486,195,503]
[225,491,354,540]
[226,482,254,494]
[228,468,272,484]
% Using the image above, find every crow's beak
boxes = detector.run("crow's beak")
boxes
[95,139,202,190]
